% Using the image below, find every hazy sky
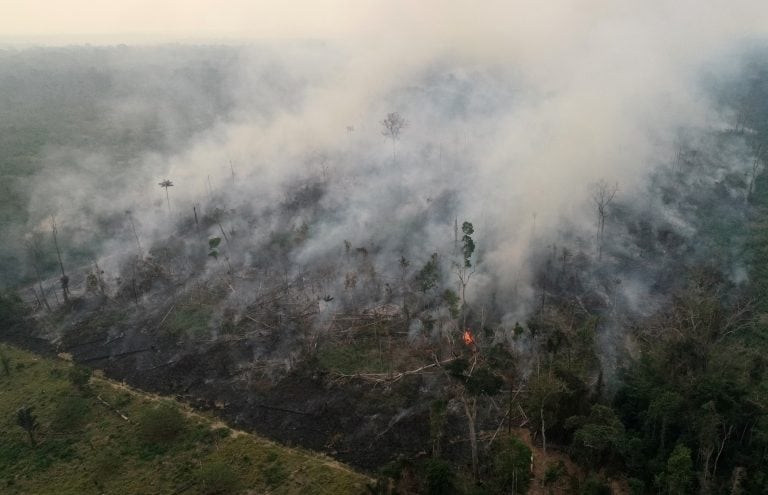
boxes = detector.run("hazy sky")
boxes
[3,1,379,42]
[5,0,766,45]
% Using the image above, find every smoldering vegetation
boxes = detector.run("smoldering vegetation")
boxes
[4,36,768,491]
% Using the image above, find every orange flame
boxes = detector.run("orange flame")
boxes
[462,329,475,347]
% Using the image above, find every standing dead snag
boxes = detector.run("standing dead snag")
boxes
[158,179,174,215]
[25,234,51,311]
[747,144,765,201]
[589,180,618,259]
[51,217,69,303]
[381,112,408,162]
[444,356,503,481]
[125,210,143,257]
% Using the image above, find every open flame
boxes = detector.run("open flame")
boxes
[462,329,475,347]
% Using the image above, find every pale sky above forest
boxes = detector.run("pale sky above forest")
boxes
[3,0,767,46]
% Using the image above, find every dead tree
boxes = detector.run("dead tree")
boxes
[125,210,143,257]
[381,112,407,162]
[747,144,765,201]
[51,217,69,303]
[25,234,51,311]
[589,180,618,259]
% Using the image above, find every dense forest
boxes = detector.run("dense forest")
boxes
[3,40,768,494]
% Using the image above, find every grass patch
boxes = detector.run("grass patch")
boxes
[162,305,213,338]
[316,325,424,375]
[0,343,369,494]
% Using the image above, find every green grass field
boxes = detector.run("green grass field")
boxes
[0,344,369,495]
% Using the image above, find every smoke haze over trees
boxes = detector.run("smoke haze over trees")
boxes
[4,1,768,493]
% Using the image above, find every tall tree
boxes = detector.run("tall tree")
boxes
[381,112,407,161]
[50,217,69,303]
[158,179,174,215]
[454,221,476,326]
[589,180,618,259]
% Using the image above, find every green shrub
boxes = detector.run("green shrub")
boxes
[0,291,25,329]
[68,365,92,391]
[93,448,121,480]
[544,460,566,485]
[0,351,10,376]
[196,462,240,494]
[136,404,187,445]
[490,436,532,494]
[424,458,455,495]
[262,456,288,488]
[52,394,91,432]
[580,475,611,495]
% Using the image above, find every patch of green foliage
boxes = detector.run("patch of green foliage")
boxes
[162,305,213,338]
[0,291,25,330]
[489,436,532,494]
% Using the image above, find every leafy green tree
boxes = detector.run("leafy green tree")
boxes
[442,289,460,319]
[415,253,440,292]
[454,221,476,325]
[526,368,568,455]
[424,458,455,495]
[16,405,39,447]
[568,404,625,469]
[461,221,475,267]
[646,390,683,452]
[208,236,222,259]
[490,436,532,494]
[663,444,693,494]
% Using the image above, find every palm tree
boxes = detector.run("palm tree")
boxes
[158,179,174,214]
[16,406,39,446]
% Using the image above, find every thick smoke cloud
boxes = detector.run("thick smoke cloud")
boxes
[15,2,768,328]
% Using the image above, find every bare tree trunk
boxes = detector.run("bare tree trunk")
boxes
[31,258,50,311]
[463,396,480,481]
[51,219,69,303]
[541,405,547,455]
[127,213,142,257]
